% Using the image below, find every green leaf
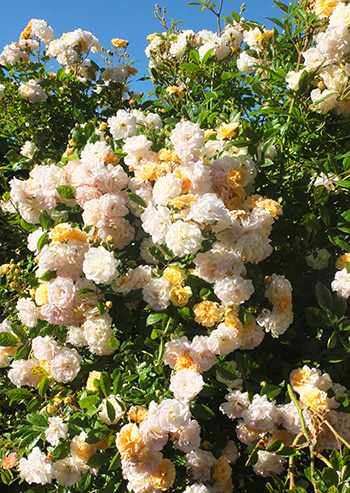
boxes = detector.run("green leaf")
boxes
[27,413,48,428]
[14,342,31,360]
[267,439,284,453]
[75,472,92,492]
[108,337,119,350]
[315,281,333,312]
[113,373,122,395]
[322,467,339,487]
[179,62,200,71]
[178,306,191,321]
[39,270,57,281]
[100,373,111,398]
[0,332,18,347]
[79,394,100,410]
[189,50,200,64]
[20,219,38,232]
[108,451,121,471]
[127,192,146,208]
[52,441,70,460]
[201,47,214,65]
[146,313,163,326]
[97,300,107,315]
[39,211,53,231]
[327,331,337,349]
[329,449,343,470]
[106,399,116,423]
[216,362,238,382]
[77,288,95,295]
[38,376,53,397]
[56,185,75,199]
[332,295,347,319]
[6,388,32,402]
[37,232,50,251]
[86,428,111,444]
[87,451,110,468]
[304,307,330,328]
[11,324,27,341]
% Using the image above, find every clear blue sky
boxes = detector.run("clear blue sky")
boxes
[1,0,277,94]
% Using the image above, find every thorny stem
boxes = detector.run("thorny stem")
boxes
[312,408,350,450]
[288,432,305,490]
[287,385,318,493]
[216,0,224,35]
[315,452,333,469]
[287,385,310,444]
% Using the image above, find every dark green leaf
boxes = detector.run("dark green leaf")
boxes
[39,270,57,281]
[38,376,53,397]
[86,428,111,444]
[56,185,75,199]
[315,281,333,312]
[100,373,111,398]
[106,399,116,423]
[322,467,339,487]
[39,211,53,231]
[0,332,18,347]
[127,192,147,208]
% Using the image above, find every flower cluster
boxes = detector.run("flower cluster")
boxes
[286,1,350,116]
[145,24,243,71]
[220,364,350,477]
[331,253,350,298]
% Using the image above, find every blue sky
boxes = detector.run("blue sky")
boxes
[1,0,278,94]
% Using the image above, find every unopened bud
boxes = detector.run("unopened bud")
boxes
[47,405,55,414]
[105,301,113,309]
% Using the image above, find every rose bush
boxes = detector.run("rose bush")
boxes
[0,1,350,492]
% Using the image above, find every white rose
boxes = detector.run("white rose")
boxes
[83,246,118,284]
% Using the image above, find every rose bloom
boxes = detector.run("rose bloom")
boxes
[185,449,216,482]
[207,323,240,355]
[18,79,47,103]
[116,423,144,460]
[45,416,68,446]
[299,385,330,412]
[18,447,53,485]
[99,395,125,425]
[169,369,204,402]
[16,297,39,327]
[157,398,191,432]
[171,419,201,453]
[2,452,17,470]
[50,347,82,383]
[47,277,77,308]
[70,431,96,465]
[220,390,250,420]
[290,365,332,394]
[163,265,187,285]
[306,248,331,270]
[253,450,286,477]
[193,300,222,327]
[241,394,277,431]
[150,459,176,491]
[86,370,101,391]
[170,285,192,307]
[52,457,82,486]
[165,221,203,258]
[185,484,211,493]
[139,413,169,452]
[83,246,118,285]
[331,268,350,299]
